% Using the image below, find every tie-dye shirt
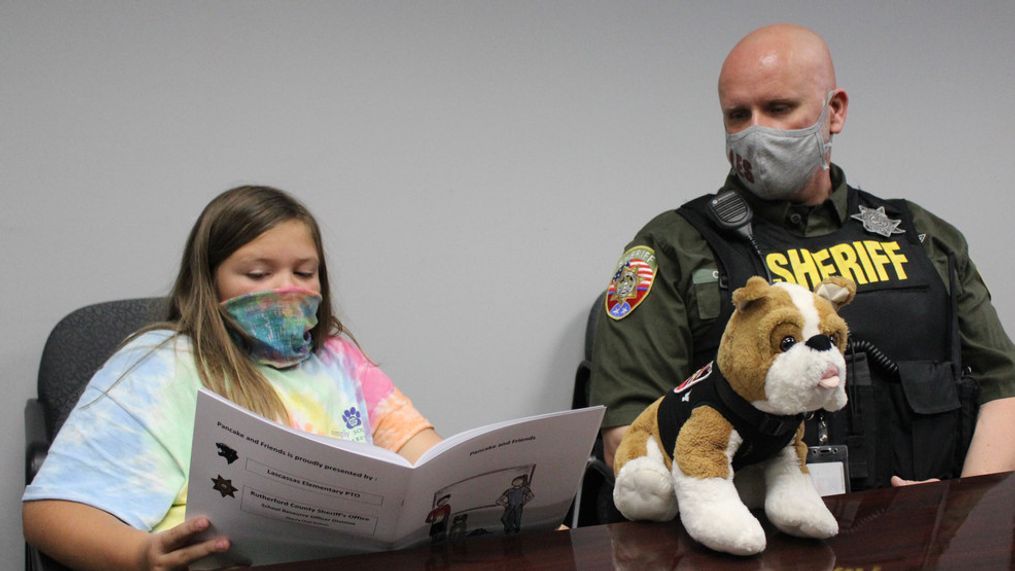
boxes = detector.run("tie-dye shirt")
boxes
[23,330,432,532]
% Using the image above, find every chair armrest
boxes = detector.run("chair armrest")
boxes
[585,455,615,486]
[25,398,49,485]
[27,545,72,571]
[570,455,618,527]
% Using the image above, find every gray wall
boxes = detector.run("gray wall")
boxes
[4,1,1014,566]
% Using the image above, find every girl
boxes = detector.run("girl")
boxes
[23,186,442,570]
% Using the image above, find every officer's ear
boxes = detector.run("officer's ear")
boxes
[815,276,856,311]
[829,88,849,135]
[732,276,772,313]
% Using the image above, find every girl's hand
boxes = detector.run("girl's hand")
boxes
[24,500,230,571]
[139,516,229,571]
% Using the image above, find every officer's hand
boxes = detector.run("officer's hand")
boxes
[890,475,940,487]
[602,425,629,472]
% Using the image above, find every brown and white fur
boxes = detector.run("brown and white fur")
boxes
[612,276,855,556]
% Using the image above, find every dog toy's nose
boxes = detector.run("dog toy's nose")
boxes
[805,334,833,352]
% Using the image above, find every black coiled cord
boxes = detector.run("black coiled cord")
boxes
[847,337,899,380]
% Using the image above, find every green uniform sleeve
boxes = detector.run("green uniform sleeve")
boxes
[907,201,1015,404]
[588,211,721,428]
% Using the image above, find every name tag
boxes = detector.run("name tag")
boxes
[807,445,850,496]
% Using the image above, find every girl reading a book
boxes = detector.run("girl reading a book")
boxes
[23,186,442,570]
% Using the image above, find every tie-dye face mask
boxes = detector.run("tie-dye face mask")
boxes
[221,287,322,368]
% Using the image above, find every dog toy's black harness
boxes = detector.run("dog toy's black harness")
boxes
[657,362,804,470]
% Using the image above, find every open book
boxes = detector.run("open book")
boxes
[186,388,605,567]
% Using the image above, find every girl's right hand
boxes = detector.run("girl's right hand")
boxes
[139,516,230,571]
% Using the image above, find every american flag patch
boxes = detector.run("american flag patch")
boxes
[605,246,658,320]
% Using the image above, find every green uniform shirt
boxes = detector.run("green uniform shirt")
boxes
[590,164,1015,428]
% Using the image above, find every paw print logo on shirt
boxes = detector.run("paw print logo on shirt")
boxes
[343,407,362,430]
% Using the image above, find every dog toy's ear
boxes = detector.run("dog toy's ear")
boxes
[731,276,772,313]
[814,276,856,311]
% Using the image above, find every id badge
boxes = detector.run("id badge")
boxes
[807,445,850,496]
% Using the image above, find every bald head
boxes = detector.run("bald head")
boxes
[717,24,849,204]
[719,24,836,101]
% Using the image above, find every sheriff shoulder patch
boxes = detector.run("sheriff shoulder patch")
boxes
[605,246,658,320]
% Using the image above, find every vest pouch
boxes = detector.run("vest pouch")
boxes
[805,352,886,489]
[691,268,721,321]
[896,361,961,480]
[954,371,979,472]
[847,353,891,489]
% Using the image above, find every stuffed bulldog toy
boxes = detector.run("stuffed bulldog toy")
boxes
[613,276,856,556]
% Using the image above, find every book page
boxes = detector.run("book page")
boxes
[395,406,605,546]
[186,389,412,566]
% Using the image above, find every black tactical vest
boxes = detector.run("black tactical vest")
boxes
[677,187,977,489]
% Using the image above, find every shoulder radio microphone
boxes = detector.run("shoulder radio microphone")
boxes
[707,190,773,283]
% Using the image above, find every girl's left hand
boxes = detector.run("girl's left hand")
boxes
[138,516,230,571]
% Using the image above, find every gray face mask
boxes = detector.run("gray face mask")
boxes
[724,92,834,200]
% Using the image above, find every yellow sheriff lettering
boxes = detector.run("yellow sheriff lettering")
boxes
[811,248,836,281]
[766,241,909,288]
[882,241,909,279]
[788,249,822,289]
[828,243,868,285]
[864,241,891,282]
[766,252,795,283]
[853,240,878,283]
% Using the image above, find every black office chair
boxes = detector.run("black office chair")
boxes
[25,297,168,571]
[567,292,619,527]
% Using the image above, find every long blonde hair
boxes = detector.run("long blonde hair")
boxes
[146,186,346,422]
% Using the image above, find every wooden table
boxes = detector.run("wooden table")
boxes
[253,471,1014,570]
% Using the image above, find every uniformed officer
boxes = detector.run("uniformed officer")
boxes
[590,23,1015,491]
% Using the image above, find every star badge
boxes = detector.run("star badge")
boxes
[211,475,238,498]
[216,442,238,464]
[851,205,905,238]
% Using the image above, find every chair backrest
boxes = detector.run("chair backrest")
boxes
[38,297,168,439]
[571,291,605,410]
[567,291,617,527]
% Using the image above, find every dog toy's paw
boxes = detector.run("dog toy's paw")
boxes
[613,457,678,522]
[678,480,765,555]
[766,494,839,538]
[682,503,766,555]
[768,504,839,539]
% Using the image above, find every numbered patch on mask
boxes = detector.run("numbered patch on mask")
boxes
[605,246,658,320]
